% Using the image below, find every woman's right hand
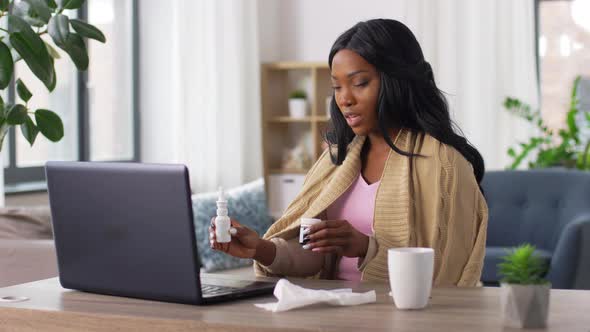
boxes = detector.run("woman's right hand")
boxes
[209,218,260,259]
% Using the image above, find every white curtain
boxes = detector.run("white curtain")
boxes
[391,0,540,170]
[141,0,262,192]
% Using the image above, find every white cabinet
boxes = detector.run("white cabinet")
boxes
[267,174,305,218]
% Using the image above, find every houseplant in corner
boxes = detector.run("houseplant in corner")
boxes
[504,76,590,170]
[288,89,307,118]
[0,0,105,204]
[498,244,550,328]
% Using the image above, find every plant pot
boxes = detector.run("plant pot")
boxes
[500,283,550,329]
[288,98,307,118]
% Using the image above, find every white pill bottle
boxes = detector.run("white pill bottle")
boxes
[214,187,232,243]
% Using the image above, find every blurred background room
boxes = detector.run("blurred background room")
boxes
[1,0,589,290]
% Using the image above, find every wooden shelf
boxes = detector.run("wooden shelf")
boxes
[269,168,310,175]
[261,61,334,215]
[266,116,330,123]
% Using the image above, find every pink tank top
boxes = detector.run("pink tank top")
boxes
[326,173,380,282]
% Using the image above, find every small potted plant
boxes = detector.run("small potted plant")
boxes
[498,244,551,329]
[288,89,307,118]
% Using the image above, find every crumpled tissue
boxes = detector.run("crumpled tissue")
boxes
[255,278,376,312]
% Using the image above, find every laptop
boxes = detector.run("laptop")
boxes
[45,161,276,304]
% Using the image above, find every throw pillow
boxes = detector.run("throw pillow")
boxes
[192,178,274,272]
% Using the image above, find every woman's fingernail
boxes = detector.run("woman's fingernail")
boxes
[302,228,310,235]
[312,248,320,252]
[230,228,237,235]
[302,244,311,250]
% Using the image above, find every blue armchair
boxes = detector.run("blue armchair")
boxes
[481,170,590,289]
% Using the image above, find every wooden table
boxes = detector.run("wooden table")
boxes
[0,274,588,332]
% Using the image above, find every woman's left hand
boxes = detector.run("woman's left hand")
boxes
[305,219,369,258]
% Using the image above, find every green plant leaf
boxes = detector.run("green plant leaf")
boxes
[503,82,589,170]
[583,141,590,170]
[571,76,581,106]
[289,90,307,99]
[48,14,70,46]
[507,148,516,157]
[56,0,84,10]
[20,115,39,146]
[44,41,61,59]
[45,0,58,9]
[28,0,52,21]
[507,136,543,170]
[8,15,55,91]
[0,40,14,89]
[0,98,4,129]
[45,22,61,90]
[497,243,548,284]
[48,54,56,91]
[10,32,56,90]
[14,0,52,27]
[8,44,23,63]
[0,0,9,11]
[8,15,46,53]
[35,109,63,141]
[566,109,579,144]
[576,142,590,170]
[7,104,28,125]
[16,79,33,102]
[69,19,106,43]
[12,2,40,26]
[58,33,88,70]
[1,102,11,117]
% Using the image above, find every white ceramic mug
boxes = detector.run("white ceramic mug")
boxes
[299,218,321,246]
[388,247,434,309]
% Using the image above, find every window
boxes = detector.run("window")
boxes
[536,0,590,132]
[3,0,139,190]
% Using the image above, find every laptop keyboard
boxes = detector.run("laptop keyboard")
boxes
[201,284,240,296]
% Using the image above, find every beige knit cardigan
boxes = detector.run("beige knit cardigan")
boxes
[255,129,488,286]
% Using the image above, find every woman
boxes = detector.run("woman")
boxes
[210,19,488,286]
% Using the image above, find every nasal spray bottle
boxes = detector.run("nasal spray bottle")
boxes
[215,187,232,243]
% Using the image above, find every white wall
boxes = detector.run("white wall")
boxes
[258,0,402,62]
[140,0,400,166]
[257,0,281,62]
